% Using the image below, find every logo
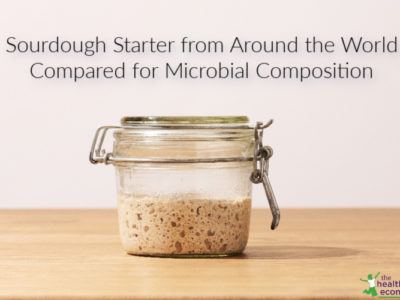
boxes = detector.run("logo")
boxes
[361,272,380,297]
[361,272,400,298]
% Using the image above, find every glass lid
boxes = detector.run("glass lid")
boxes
[121,116,249,127]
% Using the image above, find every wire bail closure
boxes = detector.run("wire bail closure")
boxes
[89,120,280,230]
[250,121,280,230]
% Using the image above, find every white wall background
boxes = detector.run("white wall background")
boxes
[0,0,399,208]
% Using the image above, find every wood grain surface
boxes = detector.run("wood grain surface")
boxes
[0,208,399,300]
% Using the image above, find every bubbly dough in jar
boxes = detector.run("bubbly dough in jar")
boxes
[118,194,251,256]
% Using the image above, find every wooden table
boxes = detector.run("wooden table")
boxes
[0,209,399,300]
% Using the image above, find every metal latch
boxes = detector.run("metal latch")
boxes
[250,121,280,230]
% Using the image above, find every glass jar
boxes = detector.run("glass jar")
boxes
[89,116,279,257]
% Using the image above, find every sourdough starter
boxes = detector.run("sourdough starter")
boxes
[118,194,251,256]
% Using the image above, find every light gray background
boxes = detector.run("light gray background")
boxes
[0,0,399,208]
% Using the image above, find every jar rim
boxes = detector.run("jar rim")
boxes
[121,116,249,126]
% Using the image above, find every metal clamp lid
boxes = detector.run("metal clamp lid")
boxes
[249,121,280,230]
[89,119,280,230]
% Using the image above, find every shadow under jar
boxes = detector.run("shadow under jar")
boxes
[89,116,280,257]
